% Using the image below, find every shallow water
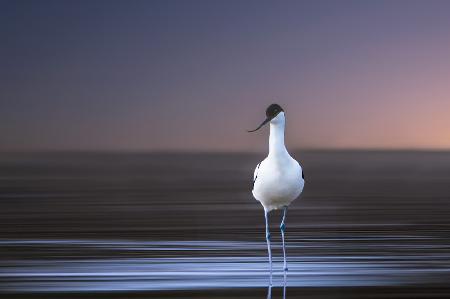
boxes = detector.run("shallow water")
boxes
[1,151,450,297]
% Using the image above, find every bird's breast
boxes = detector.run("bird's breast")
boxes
[253,160,303,202]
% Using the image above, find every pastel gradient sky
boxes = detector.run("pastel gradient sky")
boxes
[2,0,450,151]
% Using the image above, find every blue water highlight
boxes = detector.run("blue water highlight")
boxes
[1,237,450,293]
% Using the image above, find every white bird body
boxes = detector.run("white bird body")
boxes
[252,111,304,211]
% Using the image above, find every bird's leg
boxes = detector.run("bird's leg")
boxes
[280,206,288,272]
[264,209,272,284]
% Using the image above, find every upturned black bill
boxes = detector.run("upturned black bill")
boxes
[247,117,270,132]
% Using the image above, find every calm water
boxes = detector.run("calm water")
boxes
[1,151,450,298]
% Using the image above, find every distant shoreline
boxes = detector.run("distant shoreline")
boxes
[2,148,450,155]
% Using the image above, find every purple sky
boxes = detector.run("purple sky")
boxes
[2,0,450,151]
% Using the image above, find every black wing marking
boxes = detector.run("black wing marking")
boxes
[302,169,305,180]
[252,162,261,189]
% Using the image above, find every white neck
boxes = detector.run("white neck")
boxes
[268,112,288,157]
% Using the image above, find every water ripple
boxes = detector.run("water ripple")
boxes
[1,238,450,293]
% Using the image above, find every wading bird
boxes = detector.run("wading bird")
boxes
[248,103,305,281]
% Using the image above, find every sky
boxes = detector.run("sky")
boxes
[1,0,450,152]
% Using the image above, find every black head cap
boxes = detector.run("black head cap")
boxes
[247,103,284,133]
[266,103,284,119]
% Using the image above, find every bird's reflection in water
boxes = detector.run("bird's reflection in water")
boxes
[267,284,272,299]
[266,272,287,299]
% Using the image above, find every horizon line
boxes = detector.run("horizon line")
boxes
[2,147,450,154]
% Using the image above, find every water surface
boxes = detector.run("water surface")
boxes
[1,151,450,297]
